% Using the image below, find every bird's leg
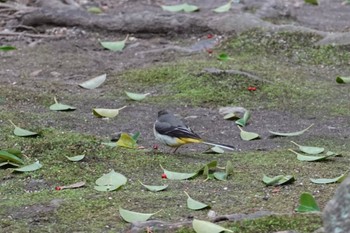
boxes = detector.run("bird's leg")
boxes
[172,146,181,153]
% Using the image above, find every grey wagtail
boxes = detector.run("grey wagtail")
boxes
[153,110,235,152]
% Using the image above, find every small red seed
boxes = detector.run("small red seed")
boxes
[248,87,253,91]
[251,87,257,91]
[161,173,167,179]
[55,186,62,191]
[206,49,213,54]
[153,144,159,150]
[207,34,213,39]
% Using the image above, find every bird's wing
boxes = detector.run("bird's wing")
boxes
[155,121,201,139]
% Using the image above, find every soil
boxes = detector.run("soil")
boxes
[0,0,350,232]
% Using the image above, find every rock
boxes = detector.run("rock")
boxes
[323,175,350,233]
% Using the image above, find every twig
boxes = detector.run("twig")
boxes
[0,32,64,39]
[201,67,274,84]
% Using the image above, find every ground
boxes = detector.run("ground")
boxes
[0,0,350,233]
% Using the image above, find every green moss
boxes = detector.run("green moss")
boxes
[176,214,322,233]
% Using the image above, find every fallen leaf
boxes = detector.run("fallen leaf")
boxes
[13,161,42,172]
[87,7,103,14]
[310,172,348,184]
[184,191,210,210]
[213,1,232,13]
[295,192,320,213]
[99,35,129,52]
[59,181,86,190]
[204,146,224,154]
[116,133,137,149]
[304,0,318,5]
[94,170,127,192]
[289,149,331,162]
[223,112,239,120]
[119,207,161,223]
[192,219,233,233]
[235,110,251,127]
[9,120,39,137]
[65,155,85,162]
[336,76,350,84]
[269,124,314,137]
[161,165,197,180]
[49,97,76,111]
[0,150,24,165]
[79,74,106,89]
[125,91,150,101]
[161,3,199,12]
[290,141,324,154]
[139,181,168,192]
[263,174,295,186]
[0,45,16,51]
[238,126,260,141]
[93,106,126,118]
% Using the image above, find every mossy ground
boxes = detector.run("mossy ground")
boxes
[0,29,349,232]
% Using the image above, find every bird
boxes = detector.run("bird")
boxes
[153,110,235,153]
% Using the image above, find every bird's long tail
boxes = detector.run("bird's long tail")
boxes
[201,141,235,151]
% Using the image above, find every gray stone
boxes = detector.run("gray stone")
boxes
[323,175,350,233]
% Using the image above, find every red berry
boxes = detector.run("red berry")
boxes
[248,87,253,91]
[153,144,158,150]
[207,34,213,39]
[161,173,167,179]
[55,186,62,191]
[206,49,213,54]
[251,87,257,91]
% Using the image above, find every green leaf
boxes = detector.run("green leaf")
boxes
[116,133,137,149]
[204,146,224,154]
[161,3,199,12]
[161,165,197,180]
[304,0,318,5]
[139,181,168,192]
[310,172,348,184]
[0,45,16,51]
[235,110,251,127]
[326,151,341,157]
[238,126,260,141]
[202,165,210,180]
[99,35,128,52]
[65,155,85,162]
[336,76,350,84]
[192,219,233,233]
[197,161,218,174]
[0,150,24,165]
[13,161,42,172]
[223,112,239,120]
[79,73,106,89]
[93,106,126,118]
[87,7,103,14]
[183,3,199,12]
[295,192,320,213]
[94,170,127,192]
[101,142,117,147]
[119,207,160,223]
[213,172,227,181]
[263,174,295,186]
[0,161,20,167]
[9,120,38,137]
[125,91,150,101]
[49,97,76,111]
[225,161,234,176]
[185,191,209,210]
[213,1,232,13]
[217,53,230,61]
[131,132,141,142]
[289,149,331,162]
[290,141,324,154]
[269,124,314,137]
